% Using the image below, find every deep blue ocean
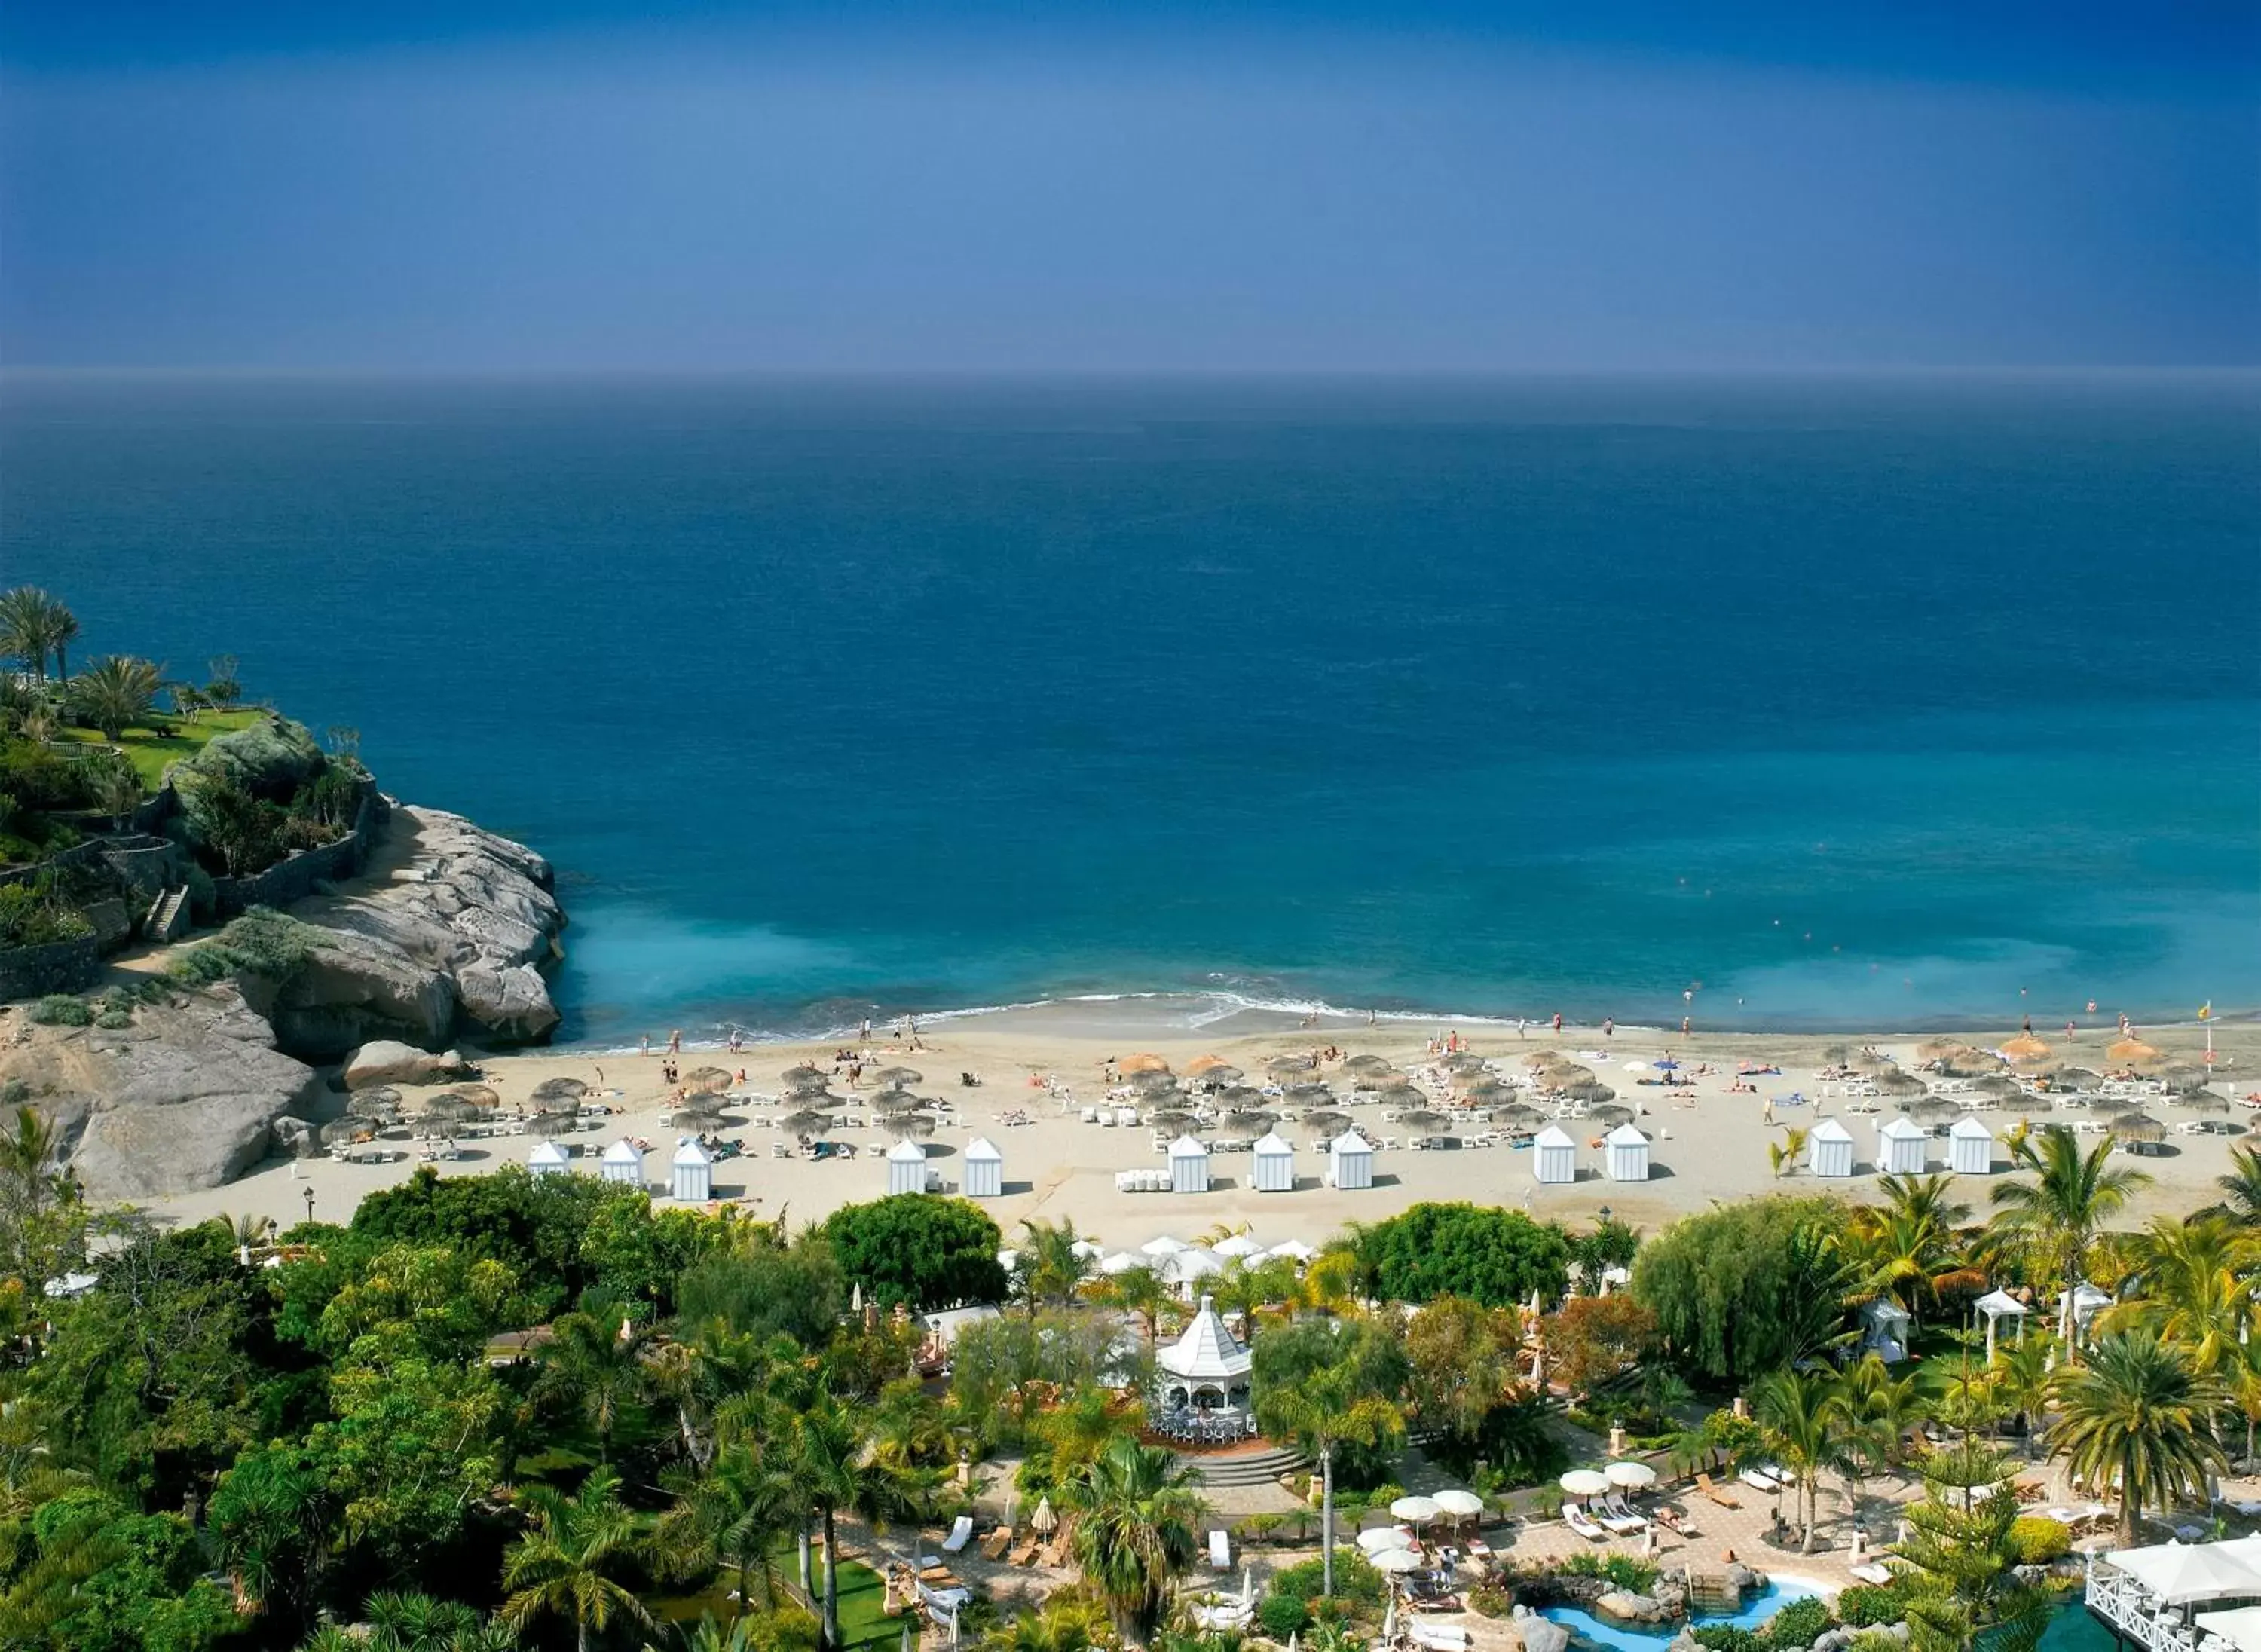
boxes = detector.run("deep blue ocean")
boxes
[2,372,2254,1045]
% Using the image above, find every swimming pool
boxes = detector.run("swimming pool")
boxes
[1540,1580,1827,1652]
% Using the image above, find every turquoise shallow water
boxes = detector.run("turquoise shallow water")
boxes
[1544,1580,1822,1652]
[3,372,2254,1045]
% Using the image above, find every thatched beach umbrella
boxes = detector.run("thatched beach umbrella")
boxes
[2177,1090,2231,1115]
[1192,1064,1245,1088]
[782,1064,829,1085]
[1460,1078,1515,1106]
[871,1091,926,1115]
[1972,1075,2024,1100]
[1228,1111,1281,1137]
[1540,1063,1594,1090]
[2108,1112,2165,1144]
[1909,1097,1961,1123]
[1589,1104,1636,1128]
[1342,1054,1394,1078]
[1304,1109,1353,1135]
[1130,1068,1182,1093]
[883,1114,937,1140]
[1522,1050,1562,1070]
[1146,1110,1201,1133]
[439,1084,501,1110]
[1397,1109,1449,1133]
[779,1109,836,1135]
[1282,1082,1334,1106]
[2002,1034,2051,1064]
[2106,1037,2160,1065]
[684,1066,734,1094]
[319,1118,376,1146]
[1439,1052,1487,1075]
[2157,1063,2214,1091]
[870,1066,924,1088]
[1185,1054,1234,1078]
[1215,1085,1265,1108]
[356,1085,404,1117]
[1562,1081,1616,1106]
[527,1112,580,1137]
[531,1076,589,1111]
[417,1093,478,1124]
[1873,1069,1927,1095]
[1120,1054,1170,1076]
[1498,1103,1546,1130]
[672,1107,722,1128]
[1265,1054,1314,1078]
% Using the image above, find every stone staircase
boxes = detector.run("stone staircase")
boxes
[1176,1441,1307,1489]
[143,885,191,943]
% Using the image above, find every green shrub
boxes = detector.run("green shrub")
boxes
[94,1008,133,1029]
[1760,1595,1834,1650]
[1557,1550,1659,1592]
[1849,1634,1902,1652]
[1467,1587,1513,1619]
[0,878,95,948]
[1836,1583,1905,1628]
[2009,1516,2071,1565]
[167,906,323,987]
[1238,1513,1287,1543]
[1693,1629,1760,1652]
[1271,1550,1386,1608]
[1259,1595,1313,1638]
[28,995,91,1026]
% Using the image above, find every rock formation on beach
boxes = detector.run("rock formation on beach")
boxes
[0,801,567,1198]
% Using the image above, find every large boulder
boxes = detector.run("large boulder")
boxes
[1595,1593,1669,1626]
[241,928,459,1061]
[1516,1616,1571,1652]
[341,1039,471,1089]
[16,987,323,1197]
[173,714,327,802]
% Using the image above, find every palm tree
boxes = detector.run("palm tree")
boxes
[654,1439,796,1623]
[784,1392,934,1652]
[1767,1127,1810,1179]
[980,1598,1103,1652]
[65,656,164,742]
[2049,1329,2229,1545]
[1752,1367,1849,1552]
[499,1467,656,1652]
[1063,1435,1206,1644]
[2101,1215,2257,1379]
[2210,1145,2261,1225]
[363,1590,491,1652]
[1990,1332,2055,1458]
[0,588,77,682]
[1853,1173,1976,1332]
[1990,1127,2152,1345]
[1253,1358,1403,1595]
[1016,1219,1095,1313]
[1096,1264,1173,1344]
[535,1302,652,1464]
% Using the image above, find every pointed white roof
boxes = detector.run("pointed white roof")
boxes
[1267,1239,1316,1261]
[1253,1130,1293,1155]
[1167,1247,1227,1283]
[1168,1134,1210,1159]
[601,1138,642,1164]
[1329,1130,1372,1155]
[1810,1117,1854,1141]
[1141,1234,1190,1256]
[1212,1234,1265,1258]
[1155,1293,1253,1381]
[672,1137,711,1165]
[528,1140,571,1167]
[1950,1116,1993,1138]
[965,1136,1002,1161]
[1879,1115,1927,1139]
[1533,1124,1575,1149]
[1604,1122,1647,1146]
[1099,1250,1142,1274]
[887,1138,926,1162]
[1975,1288,2029,1317]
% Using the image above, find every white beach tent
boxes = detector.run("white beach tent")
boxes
[963,1136,1003,1198]
[1327,1130,1374,1191]
[1878,1115,1929,1175]
[1168,1135,1213,1194]
[1267,1238,1317,1262]
[1948,1116,1994,1175]
[886,1137,929,1196]
[528,1140,572,1177]
[1975,1287,2029,1359]
[1533,1124,1576,1185]
[1252,1131,1295,1193]
[1807,1117,1854,1177]
[599,1138,644,1187]
[1141,1234,1191,1257]
[1603,1123,1650,1182]
[1212,1233,1265,1258]
[671,1137,712,1201]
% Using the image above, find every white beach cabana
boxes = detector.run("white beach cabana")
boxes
[1975,1287,2030,1359]
[1861,1297,1913,1363]
[886,1137,929,1196]
[671,1137,712,1201]
[599,1138,644,1187]
[1155,1293,1253,1412]
[1807,1117,1855,1177]
[1169,1134,1213,1194]
[1252,1130,1295,1192]
[1949,1116,1995,1175]
[1166,1247,1228,1293]
[1327,1130,1374,1190]
[1534,1124,1577,1185]
[1603,1123,1651,1182]
[963,1136,1003,1198]
[2064,1280,2113,1343]
[1878,1115,1929,1175]
[1098,1250,1142,1276]
[528,1140,572,1177]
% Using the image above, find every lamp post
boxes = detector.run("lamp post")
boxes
[302,1185,315,1225]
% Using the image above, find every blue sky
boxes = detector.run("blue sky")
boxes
[2,2,2253,369]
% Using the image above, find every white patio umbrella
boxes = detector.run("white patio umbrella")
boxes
[1070,1238,1108,1259]
[1559,1469,1611,1498]
[1213,1234,1265,1258]
[1357,1527,1410,1553]
[1605,1461,1658,1490]
[1390,1495,1443,1525]
[1098,1251,1141,1275]
[1141,1235,1191,1256]
[1167,1248,1227,1284]
[1433,1489,1485,1520]
[1030,1497,1057,1534]
[1369,1547,1425,1574]
[1267,1239,1317,1262]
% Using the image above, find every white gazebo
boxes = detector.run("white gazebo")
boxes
[1975,1287,2030,1359]
[887,1137,929,1196]
[1252,1131,1295,1193]
[1168,1135,1212,1194]
[1603,1123,1650,1182]
[1155,1293,1253,1413]
[1808,1117,1854,1177]
[963,1137,1003,1198]
[1877,1115,1929,1175]
[2064,1280,2113,1343]
[1327,1130,1373,1190]
[599,1138,644,1187]
[1861,1297,1913,1363]
[671,1137,712,1201]
[1534,1124,1577,1185]
[528,1140,572,1177]
[1949,1116,1994,1175]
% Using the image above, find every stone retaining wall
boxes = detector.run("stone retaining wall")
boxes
[0,935,100,1001]
[211,784,386,918]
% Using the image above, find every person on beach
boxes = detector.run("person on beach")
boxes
[1602,1017,1614,1039]
[861,1017,872,1045]
[1682,1015,1692,1036]
[641,1035,650,1057]
[669,1029,682,1054]
[1552,1012,1562,1034]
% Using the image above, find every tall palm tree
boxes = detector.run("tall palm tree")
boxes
[2210,1146,2261,1226]
[0,588,76,682]
[499,1467,655,1652]
[654,1439,796,1623]
[1096,1264,1173,1344]
[1990,1332,2055,1458]
[2049,1329,2229,1545]
[1853,1173,1978,1332]
[362,1590,491,1652]
[1990,1127,2152,1345]
[65,656,164,742]
[1753,1367,1850,1552]
[1063,1435,1207,1644]
[1253,1358,1403,1595]
[2101,1215,2257,1379]
[1016,1219,1096,1313]
[784,1392,935,1652]
[980,1598,1103,1652]
[535,1303,653,1464]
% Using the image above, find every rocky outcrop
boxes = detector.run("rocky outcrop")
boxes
[1595,1592,1670,1626]
[7,986,323,1199]
[1513,1614,1570,1652]
[341,1039,472,1088]
[263,804,566,1059]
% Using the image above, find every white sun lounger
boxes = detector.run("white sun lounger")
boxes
[1410,1626,1472,1651]
[1563,1502,1609,1540]
[1209,1529,1231,1570]
[1739,1468,1783,1494]
[941,1515,974,1554]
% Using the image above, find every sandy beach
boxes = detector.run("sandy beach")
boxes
[142,1001,2259,1241]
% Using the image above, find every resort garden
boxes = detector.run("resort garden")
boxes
[0,1103,2256,1652]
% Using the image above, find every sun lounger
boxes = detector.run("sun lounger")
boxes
[1849,1564,1895,1586]
[1563,1501,1608,1540]
[1603,1494,1651,1531]
[941,1515,974,1554]
[980,1528,1013,1560]
[1410,1624,1473,1650]
[1008,1537,1040,1566]
[1208,1529,1231,1570]
[1695,1473,1741,1508]
[1739,1468,1782,1494]
[1039,1530,1072,1568]
[1597,1498,1646,1535]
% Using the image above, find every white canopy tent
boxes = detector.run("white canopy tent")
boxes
[1603,1123,1650,1182]
[963,1136,1003,1198]
[1949,1116,1995,1174]
[1878,1115,1929,1175]
[1213,1234,1265,1258]
[1154,1293,1253,1412]
[2198,1608,2261,1652]
[1534,1124,1577,1185]
[1975,1287,2030,1359]
[1808,1118,1855,1177]
[1252,1131,1295,1192]
[1169,1135,1213,1194]
[1165,1247,1228,1291]
[528,1140,572,1177]
[1861,1298,1913,1363]
[1098,1250,1143,1276]
[1267,1239,1317,1262]
[2103,1541,2261,1605]
[1327,1131,1374,1191]
[1142,1235,1191,1257]
[599,1138,644,1186]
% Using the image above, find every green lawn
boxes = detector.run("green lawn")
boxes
[55,708,265,791]
[652,1545,898,1649]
